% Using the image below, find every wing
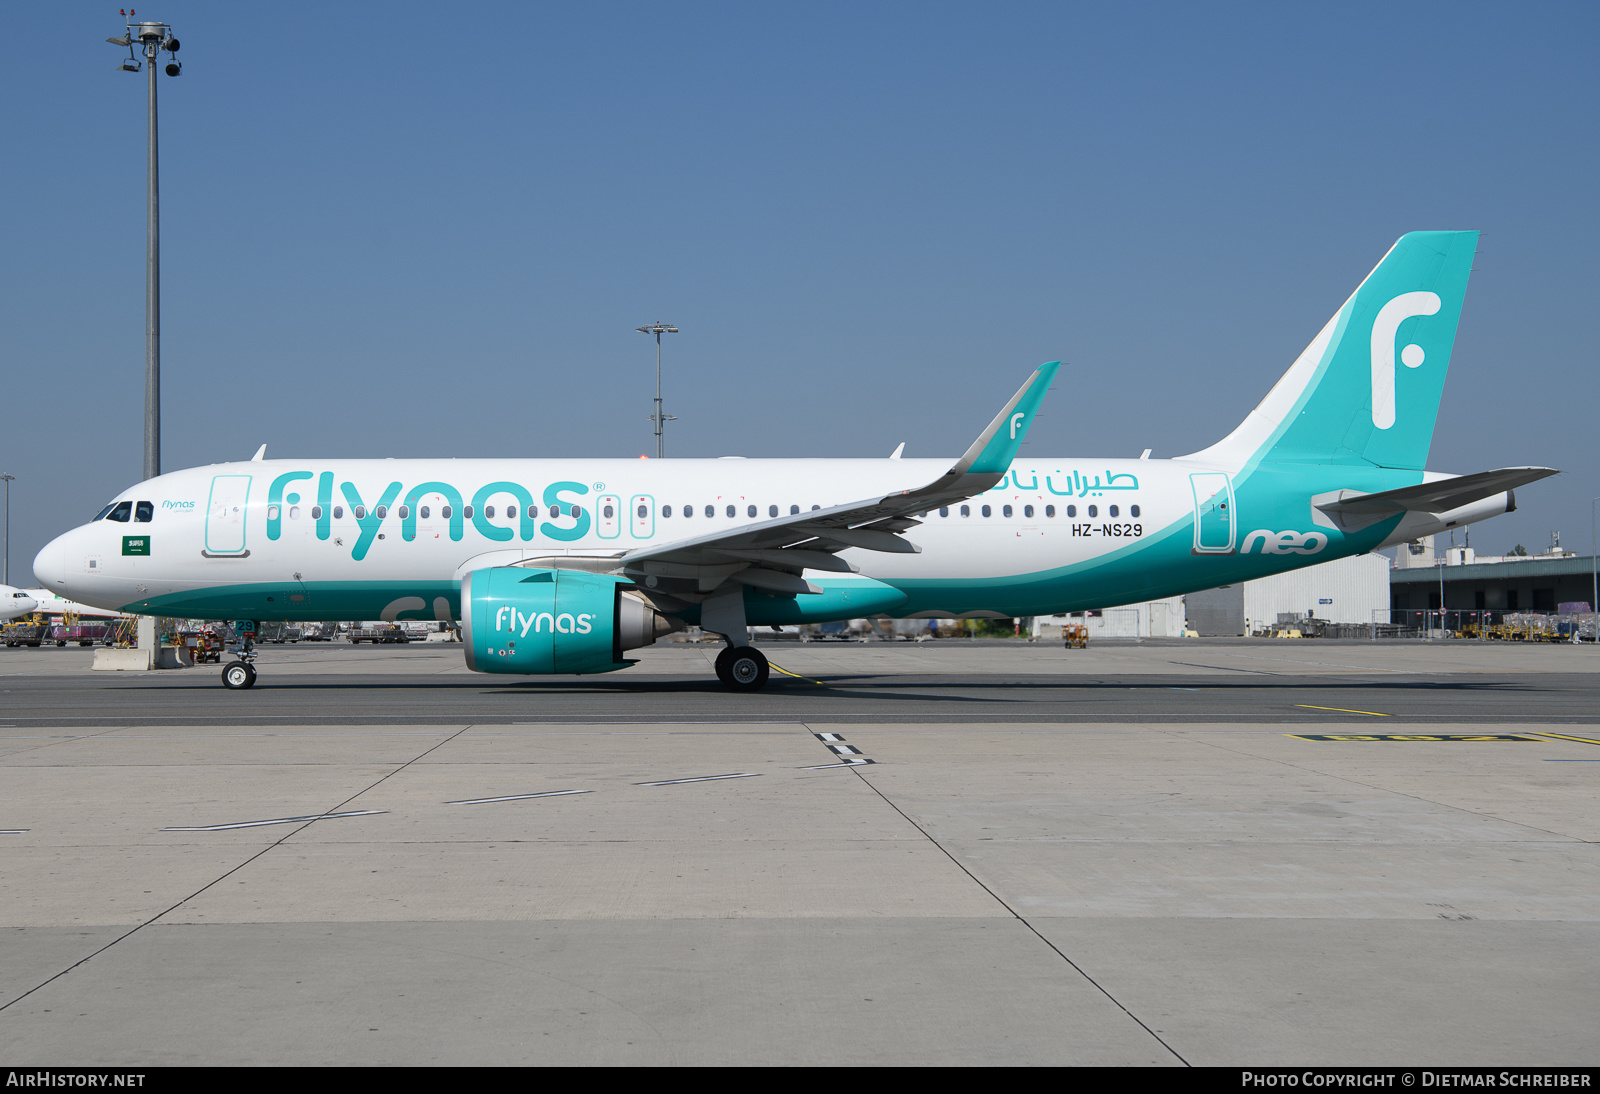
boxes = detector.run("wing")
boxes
[608,361,1060,605]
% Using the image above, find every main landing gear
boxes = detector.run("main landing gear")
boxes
[714,645,770,691]
[220,620,259,690]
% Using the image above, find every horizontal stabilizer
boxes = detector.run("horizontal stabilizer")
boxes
[1317,467,1558,517]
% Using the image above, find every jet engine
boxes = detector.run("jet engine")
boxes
[460,567,679,675]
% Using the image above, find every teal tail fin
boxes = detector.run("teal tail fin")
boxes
[1186,231,1478,471]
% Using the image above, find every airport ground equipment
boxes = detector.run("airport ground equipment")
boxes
[1062,623,1088,649]
[349,625,410,645]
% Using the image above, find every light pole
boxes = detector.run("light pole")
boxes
[1,474,13,586]
[107,16,182,480]
[637,323,678,458]
[1592,496,1598,647]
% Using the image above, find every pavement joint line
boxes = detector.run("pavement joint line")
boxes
[0,721,478,1018]
[840,756,1191,1066]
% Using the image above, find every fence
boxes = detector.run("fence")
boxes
[1368,609,1598,642]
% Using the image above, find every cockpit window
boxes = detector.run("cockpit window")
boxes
[107,502,133,523]
[134,501,154,523]
[93,504,116,521]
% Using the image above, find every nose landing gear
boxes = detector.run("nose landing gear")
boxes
[220,620,258,690]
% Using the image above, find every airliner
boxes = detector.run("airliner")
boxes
[32,231,1555,690]
[0,584,124,622]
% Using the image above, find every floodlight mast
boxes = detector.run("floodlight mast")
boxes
[108,16,182,480]
[637,323,678,458]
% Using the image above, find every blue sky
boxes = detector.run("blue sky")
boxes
[3,1,1597,577]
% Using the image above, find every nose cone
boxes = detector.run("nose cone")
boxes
[33,534,68,590]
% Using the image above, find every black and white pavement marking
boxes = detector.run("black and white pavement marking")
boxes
[637,772,762,786]
[161,809,387,832]
[446,790,593,804]
[805,731,874,768]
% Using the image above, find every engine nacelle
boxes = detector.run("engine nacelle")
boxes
[460,568,679,675]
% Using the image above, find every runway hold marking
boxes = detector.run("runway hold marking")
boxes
[1288,734,1542,743]
[637,772,762,786]
[446,790,593,805]
[1294,704,1390,717]
[1528,732,1600,747]
[161,809,388,832]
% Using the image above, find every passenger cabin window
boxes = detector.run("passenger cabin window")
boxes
[334,506,344,519]
[571,505,582,518]
[1066,505,1076,518]
[1002,505,1012,517]
[705,505,715,518]
[354,506,367,519]
[375,505,388,519]
[1109,505,1119,518]
[663,505,673,517]
[748,505,757,518]
[683,505,693,518]
[442,505,452,519]
[312,506,323,520]
[790,505,799,515]
[604,505,615,519]
[1024,505,1034,518]
[134,501,154,522]
[981,505,992,517]
[811,505,820,511]
[419,506,429,519]
[1045,505,1055,518]
[768,505,778,518]
[268,505,280,521]
[398,506,410,519]
[463,505,472,518]
[638,504,648,519]
[1130,505,1140,518]
[960,505,970,517]
[726,505,735,518]
[1087,505,1097,518]
[939,507,948,517]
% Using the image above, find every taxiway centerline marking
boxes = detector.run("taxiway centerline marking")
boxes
[1294,704,1390,717]
[1528,732,1600,747]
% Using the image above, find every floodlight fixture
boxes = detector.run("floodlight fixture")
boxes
[638,322,680,458]
[105,15,184,478]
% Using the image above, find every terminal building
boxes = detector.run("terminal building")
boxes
[1387,534,1596,613]
[1034,534,1596,639]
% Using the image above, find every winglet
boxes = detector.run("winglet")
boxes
[952,361,1059,476]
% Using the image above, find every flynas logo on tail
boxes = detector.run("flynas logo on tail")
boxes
[1370,291,1441,430]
